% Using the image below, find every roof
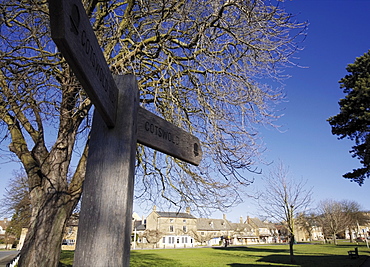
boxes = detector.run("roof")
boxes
[196,218,232,231]
[248,217,267,228]
[156,211,196,219]
[136,224,146,231]
[230,222,253,232]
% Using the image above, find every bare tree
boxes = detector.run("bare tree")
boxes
[0,0,306,265]
[317,199,352,245]
[143,229,164,248]
[258,162,312,263]
[296,212,317,241]
[189,229,214,246]
[339,200,367,242]
[1,170,31,239]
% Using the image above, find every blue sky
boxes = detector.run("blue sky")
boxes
[1,0,370,222]
[208,0,370,222]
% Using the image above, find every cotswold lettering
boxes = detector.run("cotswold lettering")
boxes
[69,4,115,106]
[81,30,108,92]
[145,122,179,145]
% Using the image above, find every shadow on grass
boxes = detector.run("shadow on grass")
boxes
[59,250,180,267]
[60,244,369,267]
[225,255,367,267]
[130,251,180,267]
[212,246,289,254]
[259,254,366,267]
[214,244,368,267]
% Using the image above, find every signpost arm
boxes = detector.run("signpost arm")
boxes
[74,74,139,267]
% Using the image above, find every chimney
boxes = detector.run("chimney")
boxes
[223,214,226,220]
[247,216,250,224]
[153,205,157,212]
[186,207,191,214]
[240,216,243,224]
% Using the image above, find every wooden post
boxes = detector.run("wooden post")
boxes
[74,75,138,267]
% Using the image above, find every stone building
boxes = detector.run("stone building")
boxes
[195,215,233,246]
[61,214,79,250]
[0,218,14,249]
[144,206,197,248]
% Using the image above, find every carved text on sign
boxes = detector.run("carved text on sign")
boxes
[69,4,114,106]
[144,121,180,146]
[137,107,202,166]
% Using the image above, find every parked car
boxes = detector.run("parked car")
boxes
[355,237,365,242]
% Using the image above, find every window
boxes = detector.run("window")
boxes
[183,219,186,223]
[169,225,174,232]
[201,232,204,236]
[177,238,180,244]
[170,219,174,223]
[163,237,166,243]
[62,239,75,246]
[183,226,187,233]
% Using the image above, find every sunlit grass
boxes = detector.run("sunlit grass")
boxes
[59,250,74,267]
[60,242,370,267]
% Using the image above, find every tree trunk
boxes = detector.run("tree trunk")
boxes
[289,234,296,264]
[18,191,76,267]
[349,228,354,243]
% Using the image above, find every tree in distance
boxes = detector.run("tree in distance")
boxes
[0,171,31,240]
[317,199,351,245]
[0,0,306,266]
[317,199,368,244]
[295,212,317,242]
[328,50,370,186]
[257,162,313,264]
[341,199,369,243]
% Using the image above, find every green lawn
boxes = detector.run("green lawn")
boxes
[60,242,370,267]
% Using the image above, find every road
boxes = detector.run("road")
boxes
[0,250,19,267]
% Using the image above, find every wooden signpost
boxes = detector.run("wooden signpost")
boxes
[73,74,139,266]
[48,0,202,266]
[137,107,202,166]
[49,0,118,128]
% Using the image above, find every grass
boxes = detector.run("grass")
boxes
[59,250,74,267]
[59,242,370,267]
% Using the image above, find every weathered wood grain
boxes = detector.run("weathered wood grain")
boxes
[73,75,138,267]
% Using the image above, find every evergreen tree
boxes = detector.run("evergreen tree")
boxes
[328,50,370,185]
